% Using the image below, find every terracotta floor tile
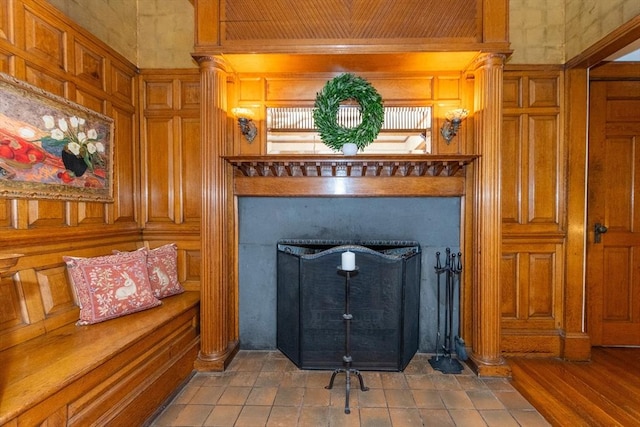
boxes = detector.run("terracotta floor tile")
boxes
[417,409,455,426]
[439,390,475,409]
[173,404,214,426]
[448,409,488,427]
[380,372,409,389]
[203,405,242,427]
[203,374,232,388]
[303,387,331,406]
[411,389,445,409]
[358,388,387,408]
[148,351,548,427]
[429,374,461,390]
[228,371,259,387]
[359,407,392,427]
[329,385,360,410]
[307,370,333,388]
[217,386,252,406]
[279,370,308,387]
[479,409,520,426]
[362,372,383,389]
[262,357,292,372]
[234,405,272,426]
[403,355,430,375]
[388,408,423,427]
[246,386,278,406]
[298,406,331,426]
[173,384,201,404]
[466,390,505,410]
[383,389,416,408]
[273,387,305,406]
[266,406,300,427]
[492,391,536,410]
[404,374,435,390]
[483,378,516,392]
[457,375,490,391]
[151,404,185,426]
[190,386,225,405]
[508,410,552,426]
[328,406,361,427]
[254,371,284,387]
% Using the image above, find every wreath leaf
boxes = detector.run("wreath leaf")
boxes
[313,73,384,151]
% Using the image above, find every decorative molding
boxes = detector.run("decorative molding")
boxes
[225,155,477,178]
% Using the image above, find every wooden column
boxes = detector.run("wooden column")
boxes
[195,55,239,371]
[468,53,510,377]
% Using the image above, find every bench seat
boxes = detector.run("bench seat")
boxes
[0,290,200,426]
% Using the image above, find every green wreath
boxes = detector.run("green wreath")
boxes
[313,73,384,151]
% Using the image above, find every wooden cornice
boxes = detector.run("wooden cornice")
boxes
[225,155,476,177]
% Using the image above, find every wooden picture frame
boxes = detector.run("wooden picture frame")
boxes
[0,72,114,202]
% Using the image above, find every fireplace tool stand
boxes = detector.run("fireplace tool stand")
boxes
[326,267,369,414]
[429,248,465,374]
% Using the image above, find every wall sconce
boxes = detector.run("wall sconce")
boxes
[231,107,258,143]
[440,108,469,144]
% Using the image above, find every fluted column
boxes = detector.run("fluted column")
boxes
[469,53,510,377]
[195,55,238,370]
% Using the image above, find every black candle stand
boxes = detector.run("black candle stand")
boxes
[325,266,369,414]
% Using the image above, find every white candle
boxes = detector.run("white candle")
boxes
[341,250,356,271]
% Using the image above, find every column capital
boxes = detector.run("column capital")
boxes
[469,52,507,71]
[193,54,229,72]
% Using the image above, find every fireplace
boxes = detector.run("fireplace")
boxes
[238,196,461,357]
[276,240,421,371]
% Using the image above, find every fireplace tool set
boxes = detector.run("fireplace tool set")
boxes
[429,248,468,374]
[325,264,369,414]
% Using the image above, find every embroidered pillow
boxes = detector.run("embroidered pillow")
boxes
[114,244,184,299]
[145,243,184,298]
[64,250,161,325]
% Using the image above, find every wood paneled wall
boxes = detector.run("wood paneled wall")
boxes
[139,69,202,290]
[0,0,138,241]
[0,1,200,294]
[501,66,566,356]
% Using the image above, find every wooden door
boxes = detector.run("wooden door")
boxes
[587,79,640,346]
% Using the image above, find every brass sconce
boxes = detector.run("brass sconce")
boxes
[231,107,258,143]
[440,108,468,144]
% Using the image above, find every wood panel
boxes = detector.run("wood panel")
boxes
[139,70,201,287]
[0,0,10,42]
[111,105,137,223]
[0,0,138,244]
[221,0,479,45]
[501,68,565,357]
[73,39,105,89]
[22,6,65,69]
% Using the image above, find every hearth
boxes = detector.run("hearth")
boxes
[277,240,421,371]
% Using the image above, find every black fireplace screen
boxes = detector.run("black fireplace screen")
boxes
[277,240,421,371]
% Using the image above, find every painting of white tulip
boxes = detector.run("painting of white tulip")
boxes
[0,72,113,202]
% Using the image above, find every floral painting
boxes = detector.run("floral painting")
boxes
[0,72,113,202]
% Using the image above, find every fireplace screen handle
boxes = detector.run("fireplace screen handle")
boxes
[594,222,608,244]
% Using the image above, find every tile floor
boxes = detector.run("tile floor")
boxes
[149,351,550,427]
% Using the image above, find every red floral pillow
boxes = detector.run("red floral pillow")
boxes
[114,244,184,299]
[145,243,184,299]
[64,250,161,325]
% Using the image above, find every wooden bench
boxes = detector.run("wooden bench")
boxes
[0,242,200,426]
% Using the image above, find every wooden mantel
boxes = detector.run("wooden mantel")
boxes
[225,155,478,197]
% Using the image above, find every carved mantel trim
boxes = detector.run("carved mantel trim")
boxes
[224,155,478,197]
